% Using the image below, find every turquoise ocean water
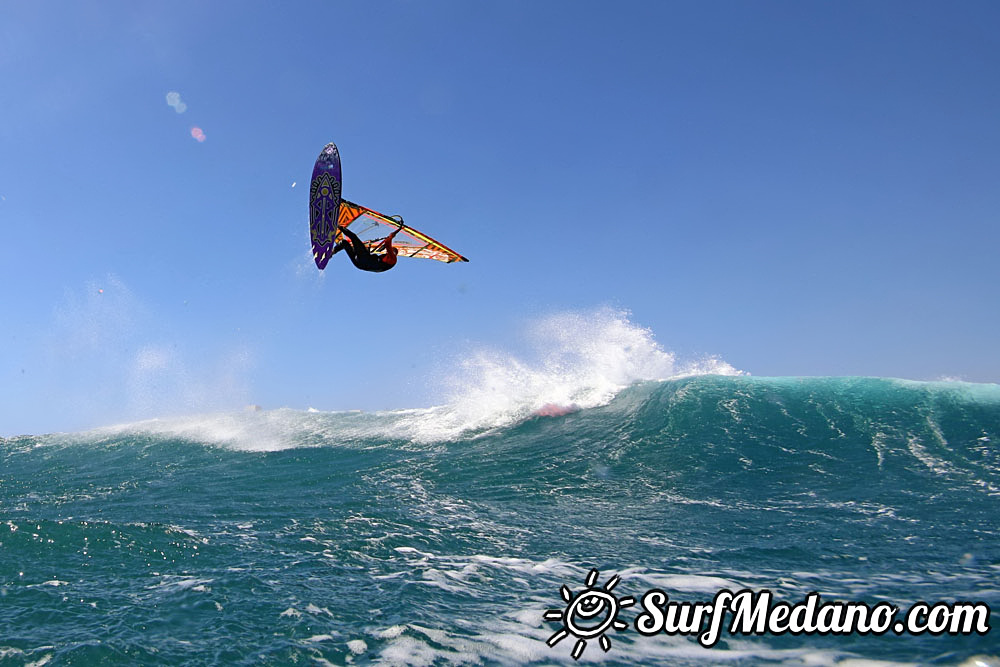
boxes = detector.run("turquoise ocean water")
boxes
[2,374,998,665]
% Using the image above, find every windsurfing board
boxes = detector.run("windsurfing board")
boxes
[309,142,342,270]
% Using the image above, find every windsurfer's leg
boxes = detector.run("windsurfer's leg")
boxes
[339,226,362,248]
[335,238,356,260]
[340,227,375,263]
[337,227,380,270]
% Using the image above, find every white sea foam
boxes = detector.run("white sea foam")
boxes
[623,569,742,593]
[64,309,739,450]
[375,625,406,639]
[346,639,367,654]
[365,614,864,667]
[87,409,313,452]
[395,308,741,442]
[147,576,213,593]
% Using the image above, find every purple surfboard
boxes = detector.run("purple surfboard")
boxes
[309,142,342,270]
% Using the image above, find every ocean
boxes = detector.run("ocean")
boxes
[2,373,998,665]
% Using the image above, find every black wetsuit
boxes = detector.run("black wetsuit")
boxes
[336,227,394,273]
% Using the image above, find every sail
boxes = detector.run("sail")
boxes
[336,200,469,263]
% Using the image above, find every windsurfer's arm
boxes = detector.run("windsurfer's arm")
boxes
[377,229,400,252]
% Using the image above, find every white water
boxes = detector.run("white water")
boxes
[78,308,741,450]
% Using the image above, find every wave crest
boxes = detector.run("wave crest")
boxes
[398,308,741,441]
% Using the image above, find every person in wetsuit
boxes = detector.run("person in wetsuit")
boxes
[335,225,400,273]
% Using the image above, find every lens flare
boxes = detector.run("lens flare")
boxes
[190,127,206,143]
[165,91,187,114]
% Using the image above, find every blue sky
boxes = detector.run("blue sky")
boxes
[2,1,998,435]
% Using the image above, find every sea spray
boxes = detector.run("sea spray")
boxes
[402,308,741,440]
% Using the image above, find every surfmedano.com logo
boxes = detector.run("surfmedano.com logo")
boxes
[544,569,992,660]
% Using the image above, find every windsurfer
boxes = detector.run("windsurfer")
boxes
[335,225,399,273]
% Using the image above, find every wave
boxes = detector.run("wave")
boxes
[15,308,738,446]
[3,374,998,665]
[8,307,998,502]
[17,375,998,495]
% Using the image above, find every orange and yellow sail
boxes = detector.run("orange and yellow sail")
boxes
[335,200,469,264]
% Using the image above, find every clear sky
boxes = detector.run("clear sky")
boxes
[2,1,998,435]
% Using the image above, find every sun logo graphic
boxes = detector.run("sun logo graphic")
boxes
[544,569,635,660]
